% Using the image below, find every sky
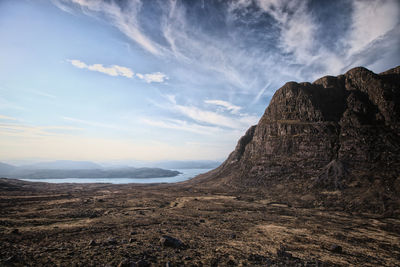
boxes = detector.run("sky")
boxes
[0,0,399,162]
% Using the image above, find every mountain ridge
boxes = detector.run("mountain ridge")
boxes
[189,65,400,215]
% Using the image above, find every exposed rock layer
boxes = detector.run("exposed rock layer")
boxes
[191,66,400,215]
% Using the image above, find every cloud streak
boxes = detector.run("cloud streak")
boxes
[56,0,400,103]
[204,100,242,114]
[68,59,134,78]
[68,59,168,83]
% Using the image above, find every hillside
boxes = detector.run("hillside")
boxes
[190,66,400,215]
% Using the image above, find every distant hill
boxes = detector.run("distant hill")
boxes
[0,160,180,179]
[0,162,17,175]
[152,160,221,169]
[9,168,180,179]
[190,66,400,215]
[21,160,103,170]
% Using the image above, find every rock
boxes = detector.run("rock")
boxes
[4,255,18,263]
[135,259,150,267]
[190,65,400,214]
[118,259,131,267]
[226,255,236,265]
[330,244,343,253]
[276,245,292,258]
[160,235,184,248]
[105,237,118,245]
[118,259,150,267]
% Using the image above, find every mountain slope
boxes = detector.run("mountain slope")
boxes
[190,66,400,215]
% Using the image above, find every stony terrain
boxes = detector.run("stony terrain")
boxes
[1,178,400,266]
[1,66,399,266]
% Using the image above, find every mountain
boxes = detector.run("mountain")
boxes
[0,161,180,179]
[152,160,221,169]
[191,66,400,215]
[21,160,103,170]
[11,168,180,179]
[0,162,17,175]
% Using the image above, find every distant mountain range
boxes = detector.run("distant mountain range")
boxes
[20,160,103,170]
[0,160,180,179]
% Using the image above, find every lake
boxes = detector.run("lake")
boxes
[18,168,211,184]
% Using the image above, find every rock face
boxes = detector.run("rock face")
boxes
[192,66,400,214]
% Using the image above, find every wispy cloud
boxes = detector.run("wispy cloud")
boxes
[68,59,134,78]
[0,97,26,111]
[54,0,162,55]
[204,100,241,114]
[0,115,19,121]
[136,72,169,83]
[158,96,258,131]
[31,90,57,99]
[55,0,399,103]
[141,118,221,135]
[68,59,168,83]
[63,116,119,129]
[0,122,82,138]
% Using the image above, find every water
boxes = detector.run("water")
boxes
[18,168,211,184]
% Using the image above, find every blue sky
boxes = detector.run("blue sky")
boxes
[0,0,399,162]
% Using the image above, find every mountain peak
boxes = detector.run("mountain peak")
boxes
[190,66,400,215]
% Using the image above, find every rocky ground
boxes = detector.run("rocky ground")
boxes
[1,178,399,266]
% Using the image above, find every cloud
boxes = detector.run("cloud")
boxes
[0,122,82,138]
[141,118,221,135]
[161,96,258,130]
[56,0,400,103]
[55,0,162,55]
[0,115,19,121]
[63,116,119,129]
[347,0,399,56]
[68,59,168,82]
[32,90,57,99]
[204,100,241,114]
[68,59,134,78]
[136,72,169,83]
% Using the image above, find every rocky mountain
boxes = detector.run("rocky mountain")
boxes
[191,66,400,215]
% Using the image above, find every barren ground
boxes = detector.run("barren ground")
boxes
[0,178,399,266]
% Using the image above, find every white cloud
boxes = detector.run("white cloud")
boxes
[68,59,168,82]
[69,59,87,69]
[56,0,400,104]
[136,72,169,83]
[55,0,162,55]
[204,100,241,114]
[68,59,134,78]
[141,118,220,135]
[163,96,258,130]
[347,0,399,56]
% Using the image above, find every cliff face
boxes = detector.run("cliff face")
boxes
[192,66,400,214]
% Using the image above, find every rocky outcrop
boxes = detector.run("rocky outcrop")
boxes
[191,66,400,215]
